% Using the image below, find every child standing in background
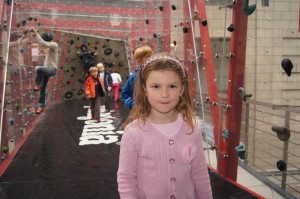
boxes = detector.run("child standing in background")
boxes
[111,67,122,102]
[117,53,212,199]
[121,45,153,110]
[85,67,105,123]
[97,63,113,112]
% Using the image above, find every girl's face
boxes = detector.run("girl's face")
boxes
[91,71,98,78]
[145,69,184,122]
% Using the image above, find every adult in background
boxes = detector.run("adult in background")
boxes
[31,27,58,114]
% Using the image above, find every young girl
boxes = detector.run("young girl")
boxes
[111,67,122,102]
[85,67,105,123]
[117,53,212,199]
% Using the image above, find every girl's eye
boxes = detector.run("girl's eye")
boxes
[170,85,177,88]
[153,85,159,88]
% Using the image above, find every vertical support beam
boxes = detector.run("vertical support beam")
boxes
[195,0,225,175]
[281,110,290,190]
[225,0,249,180]
[55,32,68,101]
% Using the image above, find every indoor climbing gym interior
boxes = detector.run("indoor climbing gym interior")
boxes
[0,0,299,198]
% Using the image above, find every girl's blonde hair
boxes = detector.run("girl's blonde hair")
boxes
[124,53,195,133]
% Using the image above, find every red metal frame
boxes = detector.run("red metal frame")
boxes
[195,0,226,176]
[55,32,68,101]
[224,0,249,180]
[1,0,249,182]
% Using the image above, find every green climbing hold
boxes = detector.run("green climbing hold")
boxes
[15,103,20,110]
[222,129,229,139]
[235,145,246,159]
[242,0,256,16]
[27,16,33,21]
[2,146,8,154]
[19,127,24,134]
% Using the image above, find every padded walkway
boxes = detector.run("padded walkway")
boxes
[0,99,261,199]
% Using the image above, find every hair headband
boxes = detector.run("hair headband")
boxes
[142,55,186,78]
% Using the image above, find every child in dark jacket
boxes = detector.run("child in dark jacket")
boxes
[85,67,105,123]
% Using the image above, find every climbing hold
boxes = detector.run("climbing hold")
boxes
[15,104,20,110]
[9,118,14,125]
[71,66,77,72]
[80,44,88,52]
[235,145,246,159]
[139,38,143,41]
[227,24,235,32]
[69,39,74,45]
[237,87,252,102]
[182,27,189,33]
[78,88,84,96]
[114,52,120,57]
[19,48,24,54]
[27,16,33,21]
[21,18,26,26]
[153,34,157,38]
[104,48,112,56]
[201,20,207,26]
[158,5,163,11]
[281,58,293,76]
[118,62,123,67]
[222,129,229,139]
[145,19,149,24]
[1,146,8,154]
[171,5,176,10]
[6,0,12,6]
[276,160,286,171]
[173,41,177,46]
[78,79,85,84]
[65,91,73,99]
[242,0,256,16]
[19,127,24,134]
[271,125,290,141]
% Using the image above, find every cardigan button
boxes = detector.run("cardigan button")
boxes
[170,195,176,199]
[169,140,174,145]
[169,158,175,164]
[170,177,176,183]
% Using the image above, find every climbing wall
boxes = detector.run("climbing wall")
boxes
[60,34,129,101]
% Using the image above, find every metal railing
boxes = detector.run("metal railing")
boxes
[240,99,300,199]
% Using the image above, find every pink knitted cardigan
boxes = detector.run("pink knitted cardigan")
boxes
[117,116,213,199]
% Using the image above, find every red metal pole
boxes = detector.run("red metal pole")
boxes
[224,0,249,180]
[195,0,226,176]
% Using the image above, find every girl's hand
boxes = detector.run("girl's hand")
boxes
[108,86,112,92]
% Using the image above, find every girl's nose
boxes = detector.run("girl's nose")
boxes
[160,87,169,97]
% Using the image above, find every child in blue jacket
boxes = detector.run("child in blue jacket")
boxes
[121,46,153,110]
